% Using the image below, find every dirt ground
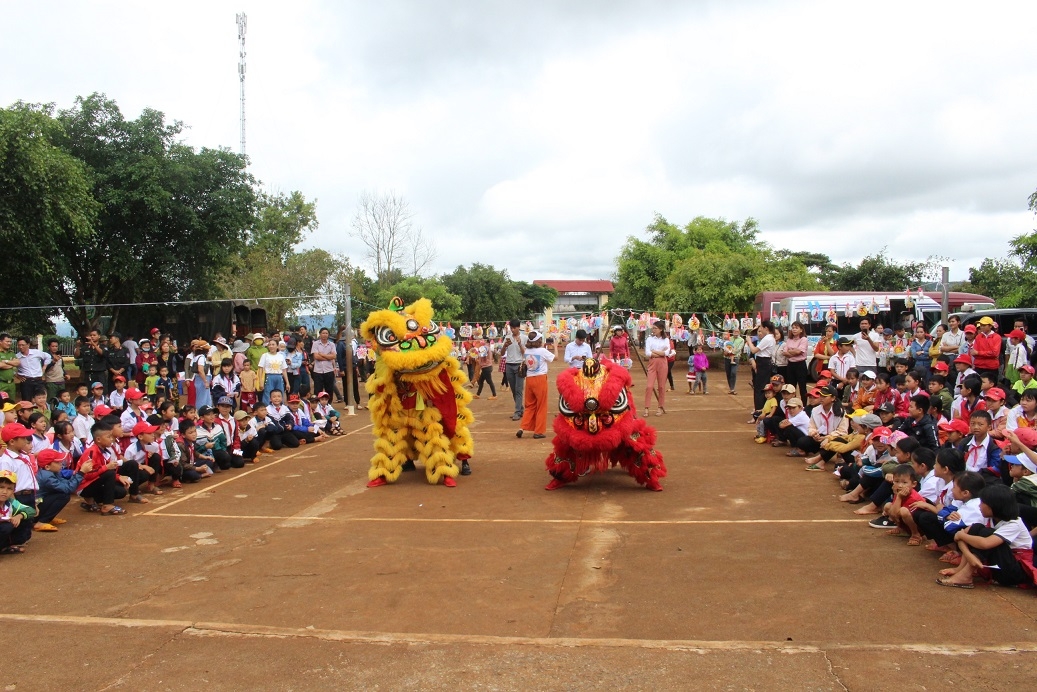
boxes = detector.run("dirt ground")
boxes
[3,359,1037,691]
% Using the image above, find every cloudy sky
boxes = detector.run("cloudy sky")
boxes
[2,0,1034,284]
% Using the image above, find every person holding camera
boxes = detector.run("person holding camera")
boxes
[75,330,109,395]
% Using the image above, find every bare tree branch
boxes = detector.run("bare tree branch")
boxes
[350,190,415,286]
[408,226,438,277]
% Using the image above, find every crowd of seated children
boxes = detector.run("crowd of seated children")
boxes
[0,330,353,557]
[750,335,1037,590]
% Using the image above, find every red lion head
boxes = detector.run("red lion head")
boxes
[553,358,638,451]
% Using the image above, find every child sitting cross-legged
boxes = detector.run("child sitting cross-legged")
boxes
[936,484,1036,589]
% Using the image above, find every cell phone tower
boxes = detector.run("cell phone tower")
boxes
[236,12,247,158]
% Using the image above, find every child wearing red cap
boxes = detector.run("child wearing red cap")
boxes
[312,392,343,436]
[938,418,969,448]
[35,448,91,531]
[0,423,39,531]
[124,421,163,494]
[0,468,35,553]
[286,395,321,445]
[1005,329,1031,385]
[109,376,127,411]
[983,387,1009,449]
[1011,365,1037,400]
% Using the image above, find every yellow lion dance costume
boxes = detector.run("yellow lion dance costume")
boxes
[360,297,475,487]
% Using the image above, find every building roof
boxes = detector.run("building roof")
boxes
[534,280,614,294]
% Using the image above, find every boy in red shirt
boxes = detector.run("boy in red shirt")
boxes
[886,463,925,543]
[75,421,128,515]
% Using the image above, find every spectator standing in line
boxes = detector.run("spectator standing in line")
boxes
[502,320,528,421]
[105,335,130,395]
[14,337,51,402]
[310,328,338,402]
[724,327,745,396]
[43,339,67,403]
[972,316,1002,382]
[644,320,672,416]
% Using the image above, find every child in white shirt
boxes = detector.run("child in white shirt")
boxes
[937,484,1035,588]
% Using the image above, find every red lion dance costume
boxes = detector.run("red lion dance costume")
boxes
[545,357,667,491]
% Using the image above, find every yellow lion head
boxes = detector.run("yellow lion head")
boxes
[360,297,453,378]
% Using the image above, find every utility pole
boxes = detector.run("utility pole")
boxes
[941,266,950,324]
[344,284,356,416]
[236,12,247,158]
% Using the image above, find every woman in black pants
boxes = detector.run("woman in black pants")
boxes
[784,321,811,401]
[747,321,777,411]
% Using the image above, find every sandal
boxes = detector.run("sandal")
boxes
[80,502,101,513]
[0,545,25,554]
[885,528,904,537]
[172,480,183,488]
[935,577,973,589]
[785,450,804,457]
[143,486,163,495]
[100,506,126,515]
[128,495,150,504]
[804,463,824,471]
[907,536,923,546]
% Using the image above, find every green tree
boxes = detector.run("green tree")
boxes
[441,264,524,322]
[369,277,462,323]
[656,250,819,314]
[54,93,258,333]
[612,214,819,312]
[0,102,97,332]
[960,258,1027,306]
[827,249,944,292]
[515,281,558,316]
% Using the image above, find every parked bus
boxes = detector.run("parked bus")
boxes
[752,290,994,377]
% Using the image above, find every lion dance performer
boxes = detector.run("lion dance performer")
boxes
[545,357,666,491]
[361,297,475,487]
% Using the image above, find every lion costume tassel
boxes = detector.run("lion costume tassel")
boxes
[360,297,475,487]
[544,358,666,491]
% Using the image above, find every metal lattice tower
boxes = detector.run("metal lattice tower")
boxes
[236,12,247,158]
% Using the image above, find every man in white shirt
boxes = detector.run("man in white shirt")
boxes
[564,329,593,369]
[851,318,882,369]
[501,320,528,421]
[14,337,52,402]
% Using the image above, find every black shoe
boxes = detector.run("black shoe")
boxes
[532,433,546,439]
[868,516,896,529]
[460,460,471,476]
[516,430,523,438]
[402,459,416,472]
